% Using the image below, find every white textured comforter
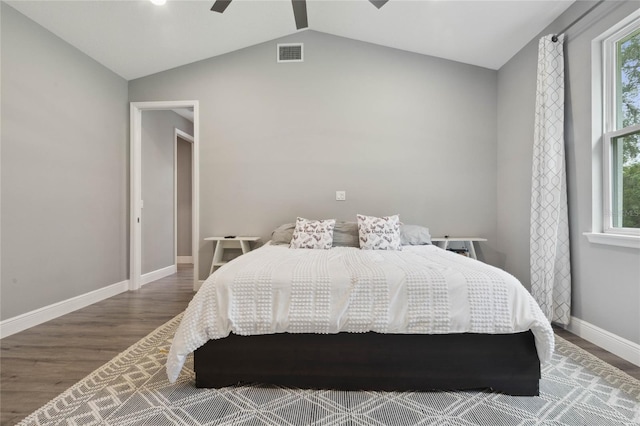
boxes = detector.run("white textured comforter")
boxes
[167,245,554,383]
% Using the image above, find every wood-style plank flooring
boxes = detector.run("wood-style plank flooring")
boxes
[1,265,638,425]
[553,326,640,381]
[0,265,195,425]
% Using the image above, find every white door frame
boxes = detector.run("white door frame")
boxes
[174,128,194,265]
[130,100,200,291]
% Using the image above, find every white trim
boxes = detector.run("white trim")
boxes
[604,116,640,141]
[0,280,129,339]
[175,128,194,143]
[130,101,200,293]
[597,13,640,236]
[192,103,200,292]
[584,232,640,249]
[564,316,640,367]
[141,264,176,286]
[602,125,640,236]
[130,105,142,291]
[595,8,640,45]
[176,256,193,264]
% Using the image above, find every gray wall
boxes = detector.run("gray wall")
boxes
[177,137,193,258]
[141,111,193,274]
[4,0,635,347]
[497,1,640,344]
[1,4,128,320]
[128,30,499,280]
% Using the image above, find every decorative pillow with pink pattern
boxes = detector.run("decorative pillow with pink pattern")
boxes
[289,217,336,249]
[357,214,402,250]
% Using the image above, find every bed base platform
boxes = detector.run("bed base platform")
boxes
[194,330,540,396]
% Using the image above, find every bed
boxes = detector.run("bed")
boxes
[167,219,554,396]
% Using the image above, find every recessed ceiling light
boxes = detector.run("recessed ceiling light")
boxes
[150,0,167,5]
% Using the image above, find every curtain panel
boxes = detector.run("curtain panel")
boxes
[530,34,571,325]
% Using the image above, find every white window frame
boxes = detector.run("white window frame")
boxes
[600,15,640,237]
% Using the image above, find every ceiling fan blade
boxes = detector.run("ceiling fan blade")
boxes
[211,0,232,13]
[369,0,388,9]
[291,0,308,30]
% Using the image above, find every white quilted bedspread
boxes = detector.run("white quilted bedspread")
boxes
[167,245,554,383]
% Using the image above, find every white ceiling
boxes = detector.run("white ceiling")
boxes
[7,0,575,81]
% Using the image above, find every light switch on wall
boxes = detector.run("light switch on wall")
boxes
[336,191,346,201]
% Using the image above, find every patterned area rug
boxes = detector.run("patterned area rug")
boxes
[18,314,640,425]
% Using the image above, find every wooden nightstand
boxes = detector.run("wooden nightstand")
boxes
[205,236,260,276]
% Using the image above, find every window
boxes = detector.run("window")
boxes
[602,17,640,236]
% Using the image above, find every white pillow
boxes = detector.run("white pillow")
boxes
[289,217,336,249]
[357,214,402,250]
[400,224,432,245]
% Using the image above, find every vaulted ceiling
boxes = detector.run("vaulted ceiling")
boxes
[7,0,575,80]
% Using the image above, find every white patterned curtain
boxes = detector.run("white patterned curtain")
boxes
[530,34,571,325]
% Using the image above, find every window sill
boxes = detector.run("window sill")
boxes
[583,232,640,249]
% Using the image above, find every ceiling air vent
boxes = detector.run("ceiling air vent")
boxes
[277,43,304,63]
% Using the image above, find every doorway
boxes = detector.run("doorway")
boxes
[175,128,194,265]
[130,101,200,291]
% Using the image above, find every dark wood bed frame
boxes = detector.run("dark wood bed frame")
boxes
[194,330,541,396]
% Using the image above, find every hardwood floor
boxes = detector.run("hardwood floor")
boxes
[553,326,640,381]
[0,265,196,426]
[1,266,638,425]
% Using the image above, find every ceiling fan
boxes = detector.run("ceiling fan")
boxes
[211,0,389,30]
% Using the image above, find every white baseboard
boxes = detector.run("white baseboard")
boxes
[141,264,177,286]
[0,279,130,339]
[565,316,640,367]
[176,256,193,264]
